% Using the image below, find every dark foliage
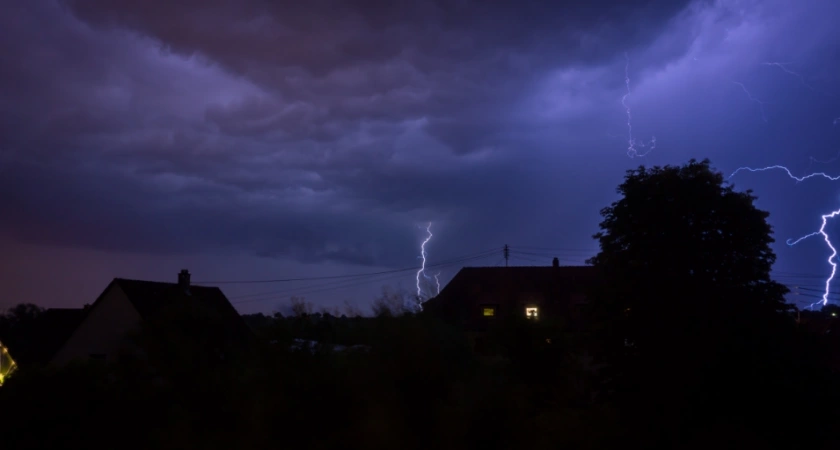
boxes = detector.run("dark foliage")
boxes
[586,159,840,447]
[0,309,622,450]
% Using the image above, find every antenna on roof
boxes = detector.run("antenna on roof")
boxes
[503,244,509,267]
[178,269,191,295]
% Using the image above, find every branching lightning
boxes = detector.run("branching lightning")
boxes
[729,165,840,183]
[729,166,840,308]
[762,62,835,98]
[732,81,768,123]
[786,209,840,308]
[807,150,840,170]
[416,222,434,300]
[621,52,656,158]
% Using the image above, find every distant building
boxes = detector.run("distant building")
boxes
[51,270,252,366]
[421,260,597,333]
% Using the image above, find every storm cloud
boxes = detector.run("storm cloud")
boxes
[2,0,840,311]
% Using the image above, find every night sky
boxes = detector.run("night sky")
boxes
[2,0,839,313]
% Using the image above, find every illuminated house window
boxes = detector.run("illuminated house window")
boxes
[525,307,538,318]
[482,306,496,317]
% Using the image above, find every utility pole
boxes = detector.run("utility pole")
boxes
[503,244,509,267]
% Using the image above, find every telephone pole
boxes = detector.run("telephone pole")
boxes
[503,244,509,267]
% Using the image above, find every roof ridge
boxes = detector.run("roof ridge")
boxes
[114,277,176,284]
[462,265,592,269]
[113,278,220,289]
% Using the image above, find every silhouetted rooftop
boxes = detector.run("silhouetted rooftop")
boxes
[423,265,597,312]
[88,278,253,342]
[440,265,595,295]
[113,278,238,321]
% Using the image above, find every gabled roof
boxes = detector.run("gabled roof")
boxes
[421,265,598,328]
[112,278,238,321]
[444,266,596,292]
[427,265,596,303]
[85,278,252,341]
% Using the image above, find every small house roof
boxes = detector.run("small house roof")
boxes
[85,277,253,342]
[421,265,597,316]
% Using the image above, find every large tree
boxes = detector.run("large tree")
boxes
[584,159,839,446]
[587,159,792,353]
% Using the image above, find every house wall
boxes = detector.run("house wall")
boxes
[51,284,143,366]
[465,290,581,328]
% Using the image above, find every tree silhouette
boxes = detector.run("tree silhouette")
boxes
[587,159,791,351]
[0,303,45,367]
[584,159,803,437]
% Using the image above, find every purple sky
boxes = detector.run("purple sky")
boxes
[2,0,840,314]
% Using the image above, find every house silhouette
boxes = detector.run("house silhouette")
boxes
[51,270,252,366]
[422,262,596,333]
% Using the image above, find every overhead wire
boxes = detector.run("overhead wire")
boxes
[230,250,501,305]
[206,241,835,307]
[197,247,501,285]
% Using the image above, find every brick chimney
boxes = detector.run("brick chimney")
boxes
[178,269,191,289]
[552,257,559,267]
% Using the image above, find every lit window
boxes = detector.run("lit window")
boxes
[525,307,538,318]
[483,307,496,317]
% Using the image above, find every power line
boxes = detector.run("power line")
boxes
[196,248,501,285]
[217,241,837,306]
[230,251,500,305]
[517,245,835,279]
[508,245,600,254]
[231,253,498,305]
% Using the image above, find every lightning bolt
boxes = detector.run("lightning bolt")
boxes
[416,222,433,300]
[434,272,441,295]
[732,81,768,123]
[807,150,840,171]
[729,165,840,183]
[761,62,835,98]
[804,119,840,170]
[730,166,840,309]
[621,52,656,158]
[786,209,840,309]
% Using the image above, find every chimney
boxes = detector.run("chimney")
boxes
[178,269,191,289]
[552,257,559,268]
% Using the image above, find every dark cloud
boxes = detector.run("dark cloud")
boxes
[0,159,421,266]
[4,0,840,311]
[57,0,698,154]
[62,0,697,74]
